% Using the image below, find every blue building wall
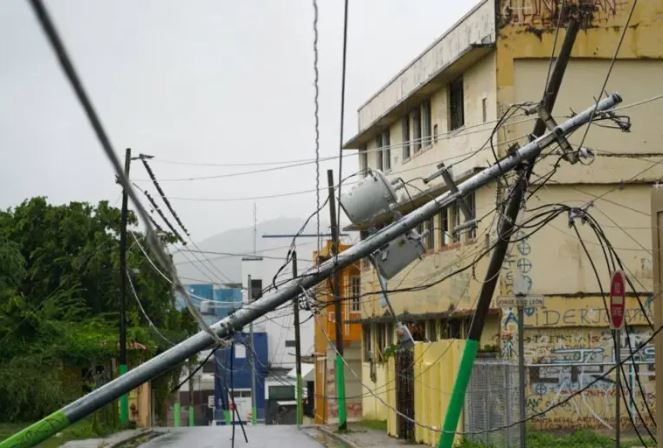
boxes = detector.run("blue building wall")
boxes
[214,332,268,422]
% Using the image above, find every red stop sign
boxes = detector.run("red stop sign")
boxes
[609,270,626,330]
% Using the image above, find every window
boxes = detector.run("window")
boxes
[449,77,464,130]
[466,193,477,239]
[376,135,383,171]
[363,324,372,362]
[450,192,475,243]
[402,116,411,160]
[481,97,488,123]
[202,360,215,374]
[360,145,368,176]
[427,320,437,342]
[285,340,296,348]
[439,208,449,248]
[385,322,394,347]
[235,344,246,359]
[433,124,438,143]
[422,100,432,147]
[350,276,361,312]
[376,323,386,360]
[449,319,462,339]
[424,216,434,250]
[376,130,390,172]
[412,108,422,152]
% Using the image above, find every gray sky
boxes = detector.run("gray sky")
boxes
[1,0,476,240]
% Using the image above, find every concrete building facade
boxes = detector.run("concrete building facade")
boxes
[344,0,663,434]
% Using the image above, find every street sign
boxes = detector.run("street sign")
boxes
[496,295,544,308]
[609,270,626,330]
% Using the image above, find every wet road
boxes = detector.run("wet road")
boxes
[138,426,345,448]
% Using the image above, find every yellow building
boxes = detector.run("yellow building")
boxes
[343,0,663,439]
[313,241,363,423]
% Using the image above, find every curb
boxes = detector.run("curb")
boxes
[314,425,361,448]
[108,428,154,448]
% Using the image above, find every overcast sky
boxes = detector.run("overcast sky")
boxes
[1,0,477,241]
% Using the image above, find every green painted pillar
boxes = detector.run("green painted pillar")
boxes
[335,355,347,430]
[251,407,257,425]
[438,340,479,448]
[119,364,129,425]
[173,402,181,427]
[224,409,231,425]
[188,406,194,426]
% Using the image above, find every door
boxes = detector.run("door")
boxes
[230,389,252,423]
[396,349,415,440]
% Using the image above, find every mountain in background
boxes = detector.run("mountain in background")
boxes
[174,216,331,286]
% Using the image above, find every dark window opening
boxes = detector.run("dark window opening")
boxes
[402,116,411,160]
[449,77,464,131]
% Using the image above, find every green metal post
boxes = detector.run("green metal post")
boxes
[173,403,181,427]
[119,363,129,425]
[438,340,478,447]
[188,406,194,427]
[224,409,231,425]
[335,355,347,428]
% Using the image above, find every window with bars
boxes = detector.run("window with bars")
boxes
[363,324,372,362]
[350,276,361,312]
[359,145,368,176]
[422,99,432,147]
[439,208,449,248]
[376,130,391,172]
[412,108,422,153]
[402,116,411,161]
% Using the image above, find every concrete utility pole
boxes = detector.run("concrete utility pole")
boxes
[118,147,131,426]
[327,169,347,431]
[649,186,663,446]
[2,95,620,448]
[438,15,579,448]
[292,251,304,426]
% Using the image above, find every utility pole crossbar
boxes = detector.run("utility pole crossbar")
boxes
[1,94,621,448]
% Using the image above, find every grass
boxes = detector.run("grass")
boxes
[0,416,119,448]
[458,429,655,448]
[357,419,388,431]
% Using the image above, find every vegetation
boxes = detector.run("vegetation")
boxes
[0,198,196,432]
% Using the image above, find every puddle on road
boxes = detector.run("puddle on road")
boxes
[302,428,353,448]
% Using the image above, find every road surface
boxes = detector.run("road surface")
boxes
[137,426,339,448]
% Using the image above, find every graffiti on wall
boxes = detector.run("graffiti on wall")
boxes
[499,0,623,28]
[524,327,655,429]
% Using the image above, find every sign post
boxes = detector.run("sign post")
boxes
[497,290,544,448]
[609,270,626,448]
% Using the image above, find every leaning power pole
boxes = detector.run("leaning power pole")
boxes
[118,147,131,426]
[1,95,620,448]
[438,14,580,448]
[327,169,347,431]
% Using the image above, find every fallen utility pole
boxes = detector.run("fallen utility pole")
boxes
[1,94,620,448]
[327,169,348,431]
[438,16,579,448]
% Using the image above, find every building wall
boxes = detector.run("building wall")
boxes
[493,0,663,430]
[346,0,663,434]
[313,241,363,423]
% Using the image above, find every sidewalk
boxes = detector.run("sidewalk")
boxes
[61,428,153,448]
[318,423,420,448]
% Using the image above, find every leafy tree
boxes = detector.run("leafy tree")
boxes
[0,197,196,423]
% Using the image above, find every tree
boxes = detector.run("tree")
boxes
[0,197,195,422]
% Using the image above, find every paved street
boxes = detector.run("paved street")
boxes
[139,426,336,448]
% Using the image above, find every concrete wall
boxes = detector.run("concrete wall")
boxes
[357,0,495,132]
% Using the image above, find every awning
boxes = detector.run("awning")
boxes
[286,362,315,382]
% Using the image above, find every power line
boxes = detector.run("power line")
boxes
[27,0,222,346]
[139,156,190,236]
[312,0,321,255]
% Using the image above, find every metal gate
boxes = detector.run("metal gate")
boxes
[396,349,415,441]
